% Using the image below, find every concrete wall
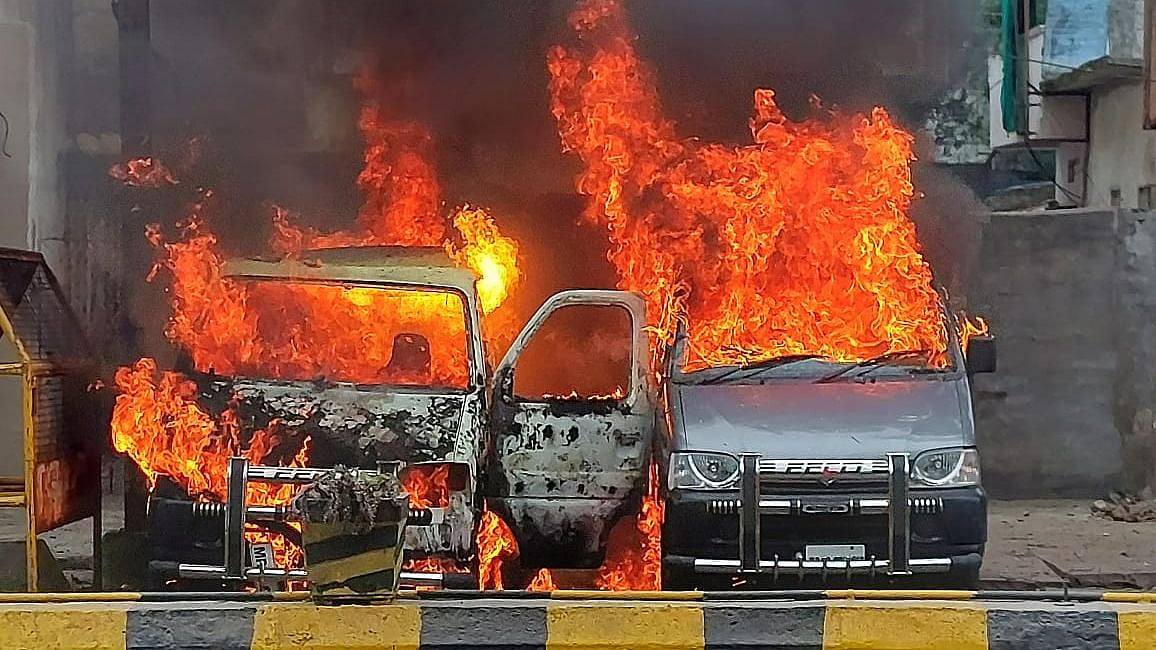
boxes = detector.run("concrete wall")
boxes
[969,208,1156,497]
[0,0,68,270]
[0,18,32,248]
[1086,81,1156,209]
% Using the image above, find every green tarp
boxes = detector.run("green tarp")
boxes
[1000,0,1045,134]
[1000,0,1020,133]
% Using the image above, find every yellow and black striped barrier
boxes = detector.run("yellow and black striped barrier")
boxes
[0,590,1154,649]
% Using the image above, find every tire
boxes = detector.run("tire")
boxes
[662,561,697,591]
[944,563,982,590]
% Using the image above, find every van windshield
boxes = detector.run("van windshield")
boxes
[184,279,472,390]
[672,320,958,385]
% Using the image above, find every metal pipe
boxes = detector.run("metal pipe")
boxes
[399,572,445,587]
[738,453,760,572]
[246,464,391,485]
[178,564,310,581]
[176,563,454,588]
[694,557,952,574]
[747,497,942,516]
[245,505,291,522]
[887,453,911,575]
[224,459,247,580]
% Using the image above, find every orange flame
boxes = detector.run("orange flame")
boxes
[548,0,951,371]
[270,76,520,317]
[527,568,557,592]
[150,218,473,387]
[958,313,990,352]
[473,464,664,592]
[447,206,522,315]
[594,462,663,590]
[355,73,446,247]
[541,387,626,401]
[110,358,233,498]
[404,557,470,574]
[110,358,309,570]
[401,464,452,510]
[110,64,524,591]
[109,157,177,188]
[476,510,519,590]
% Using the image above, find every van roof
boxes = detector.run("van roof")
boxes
[222,245,479,295]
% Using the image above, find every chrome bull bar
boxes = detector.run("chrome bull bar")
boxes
[175,564,457,588]
[719,452,932,578]
[175,457,440,583]
[694,558,952,581]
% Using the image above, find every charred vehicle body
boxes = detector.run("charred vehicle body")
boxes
[660,308,997,588]
[147,246,655,588]
[487,291,655,569]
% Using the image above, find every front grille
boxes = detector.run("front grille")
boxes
[760,481,890,495]
[759,458,892,495]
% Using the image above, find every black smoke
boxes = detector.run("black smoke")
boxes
[143,0,985,303]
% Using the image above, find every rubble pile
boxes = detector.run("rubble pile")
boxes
[1092,492,1156,522]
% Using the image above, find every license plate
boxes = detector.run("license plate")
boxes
[805,544,866,561]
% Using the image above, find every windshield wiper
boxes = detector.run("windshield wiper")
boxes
[813,349,930,384]
[695,354,825,385]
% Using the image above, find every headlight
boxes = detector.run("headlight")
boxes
[911,447,980,487]
[669,452,741,490]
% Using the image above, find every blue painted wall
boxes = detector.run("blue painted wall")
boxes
[1044,0,1109,78]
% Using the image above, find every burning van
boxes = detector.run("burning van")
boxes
[659,307,996,589]
[141,244,656,589]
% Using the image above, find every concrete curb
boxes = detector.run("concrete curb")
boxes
[0,598,1154,649]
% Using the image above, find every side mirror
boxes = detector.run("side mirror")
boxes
[965,336,997,374]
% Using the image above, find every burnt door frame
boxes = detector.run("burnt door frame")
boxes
[485,289,657,568]
[493,289,652,408]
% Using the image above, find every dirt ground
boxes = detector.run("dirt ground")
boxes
[983,500,1156,589]
[1,497,1152,590]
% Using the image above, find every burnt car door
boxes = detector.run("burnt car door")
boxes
[485,290,656,568]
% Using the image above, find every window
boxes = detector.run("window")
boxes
[1111,187,1123,207]
[513,304,632,401]
[1140,185,1156,210]
[222,281,471,388]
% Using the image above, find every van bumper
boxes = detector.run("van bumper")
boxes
[662,464,986,583]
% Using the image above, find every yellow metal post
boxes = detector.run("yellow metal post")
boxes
[22,371,37,591]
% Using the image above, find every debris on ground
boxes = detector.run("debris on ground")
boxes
[1091,492,1156,522]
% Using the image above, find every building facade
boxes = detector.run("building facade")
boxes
[990,0,1156,209]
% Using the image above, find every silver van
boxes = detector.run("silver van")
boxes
[660,307,996,588]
